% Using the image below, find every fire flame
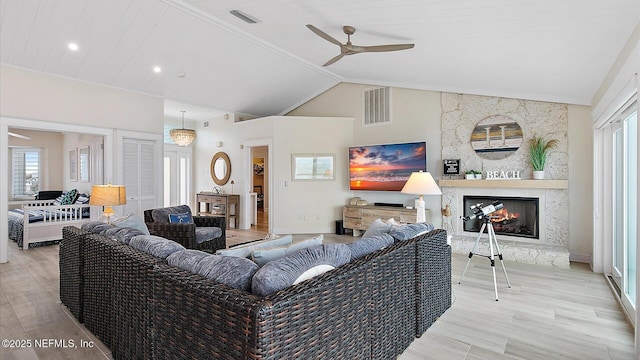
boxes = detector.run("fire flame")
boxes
[490,208,519,223]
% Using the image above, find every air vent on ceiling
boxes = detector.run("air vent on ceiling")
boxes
[230,10,261,24]
[363,86,391,126]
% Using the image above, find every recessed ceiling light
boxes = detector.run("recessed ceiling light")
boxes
[153,66,162,73]
[68,43,79,51]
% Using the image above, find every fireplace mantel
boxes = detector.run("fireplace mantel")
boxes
[439,179,568,189]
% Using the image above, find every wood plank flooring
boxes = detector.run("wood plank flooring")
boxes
[0,230,634,359]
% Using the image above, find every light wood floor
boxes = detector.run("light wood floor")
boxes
[0,230,634,359]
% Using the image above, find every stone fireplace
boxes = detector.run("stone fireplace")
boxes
[440,93,570,268]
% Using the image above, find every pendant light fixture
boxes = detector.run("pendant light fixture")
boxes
[170,110,196,146]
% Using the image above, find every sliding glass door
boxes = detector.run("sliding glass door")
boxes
[612,104,638,317]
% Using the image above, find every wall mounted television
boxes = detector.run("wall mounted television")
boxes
[349,141,427,191]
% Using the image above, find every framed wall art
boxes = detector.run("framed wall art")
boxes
[69,149,77,181]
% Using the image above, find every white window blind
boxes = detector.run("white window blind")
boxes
[12,148,40,197]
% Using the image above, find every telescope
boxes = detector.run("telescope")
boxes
[461,201,504,221]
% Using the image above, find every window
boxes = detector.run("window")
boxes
[12,148,40,197]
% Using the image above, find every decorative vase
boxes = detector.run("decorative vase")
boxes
[533,170,545,180]
[475,173,482,180]
[466,174,475,180]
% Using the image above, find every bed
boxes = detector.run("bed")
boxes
[8,198,91,250]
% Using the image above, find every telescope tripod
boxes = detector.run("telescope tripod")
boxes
[458,216,511,301]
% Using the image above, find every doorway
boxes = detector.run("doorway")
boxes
[251,146,268,232]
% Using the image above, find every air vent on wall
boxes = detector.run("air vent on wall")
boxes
[363,86,391,126]
[230,10,261,24]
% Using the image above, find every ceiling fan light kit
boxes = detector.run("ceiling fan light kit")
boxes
[306,24,415,66]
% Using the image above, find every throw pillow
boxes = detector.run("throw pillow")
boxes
[389,223,434,241]
[129,235,186,259]
[168,212,194,224]
[362,218,394,238]
[347,233,395,260]
[112,213,151,235]
[251,243,351,297]
[251,234,323,267]
[59,189,79,205]
[216,234,293,258]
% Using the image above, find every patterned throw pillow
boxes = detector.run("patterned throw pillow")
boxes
[168,213,193,224]
[59,189,79,205]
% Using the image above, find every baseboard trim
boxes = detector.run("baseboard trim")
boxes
[569,253,592,264]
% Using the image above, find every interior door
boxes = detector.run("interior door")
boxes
[122,138,157,216]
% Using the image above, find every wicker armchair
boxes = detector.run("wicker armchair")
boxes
[144,205,225,253]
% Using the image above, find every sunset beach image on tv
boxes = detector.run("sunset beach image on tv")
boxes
[349,141,427,191]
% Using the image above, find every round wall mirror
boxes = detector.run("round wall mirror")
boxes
[210,152,231,185]
[470,115,523,160]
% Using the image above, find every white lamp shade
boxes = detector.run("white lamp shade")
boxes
[401,171,442,196]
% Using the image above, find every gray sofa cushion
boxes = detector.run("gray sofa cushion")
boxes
[151,205,192,224]
[347,233,395,260]
[195,227,223,244]
[216,235,292,258]
[167,249,212,274]
[251,244,351,297]
[389,223,434,241]
[251,234,323,267]
[129,235,186,259]
[102,227,146,244]
[195,255,259,292]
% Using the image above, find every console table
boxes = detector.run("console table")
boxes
[343,205,428,236]
[196,192,240,229]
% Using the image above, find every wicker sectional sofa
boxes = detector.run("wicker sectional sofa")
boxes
[60,226,451,360]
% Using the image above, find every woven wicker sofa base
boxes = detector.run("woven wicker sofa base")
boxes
[60,226,451,359]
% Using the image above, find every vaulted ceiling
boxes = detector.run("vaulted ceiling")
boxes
[1,0,638,120]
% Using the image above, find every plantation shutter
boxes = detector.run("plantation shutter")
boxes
[122,139,157,216]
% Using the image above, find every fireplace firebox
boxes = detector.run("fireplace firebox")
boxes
[463,196,539,239]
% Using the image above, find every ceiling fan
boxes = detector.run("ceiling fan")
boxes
[8,132,31,140]
[306,24,414,66]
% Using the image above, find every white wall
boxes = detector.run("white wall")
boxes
[192,115,354,234]
[567,105,594,262]
[0,65,163,132]
[288,83,444,227]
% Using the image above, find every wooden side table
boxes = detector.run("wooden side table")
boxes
[196,192,240,229]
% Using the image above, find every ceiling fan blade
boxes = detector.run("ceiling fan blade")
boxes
[359,44,415,53]
[306,24,342,46]
[8,131,31,140]
[322,54,345,66]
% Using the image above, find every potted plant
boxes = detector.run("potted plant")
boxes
[528,135,558,179]
[465,170,482,180]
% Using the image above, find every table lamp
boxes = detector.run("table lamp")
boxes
[401,171,442,223]
[90,184,127,224]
